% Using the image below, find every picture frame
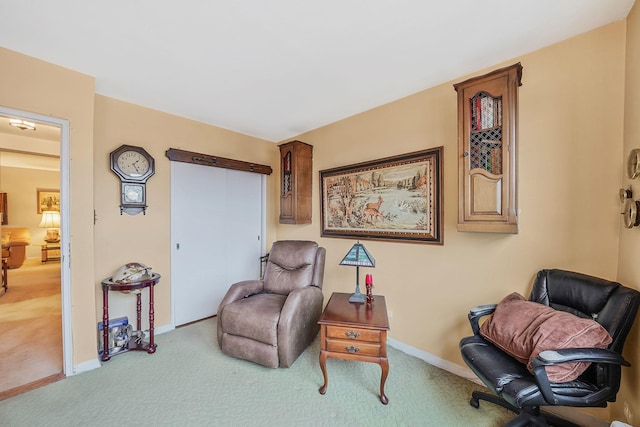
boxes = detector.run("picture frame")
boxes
[320,147,443,244]
[0,192,7,225]
[37,189,60,214]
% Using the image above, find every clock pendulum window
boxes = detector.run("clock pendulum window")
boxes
[109,145,156,215]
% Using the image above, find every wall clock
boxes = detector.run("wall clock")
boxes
[627,149,640,179]
[110,144,155,215]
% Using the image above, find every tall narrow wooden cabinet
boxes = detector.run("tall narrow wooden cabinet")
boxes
[454,63,522,233]
[279,140,313,224]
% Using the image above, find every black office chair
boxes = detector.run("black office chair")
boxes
[460,269,640,427]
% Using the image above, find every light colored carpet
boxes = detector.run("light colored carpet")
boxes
[0,261,62,394]
[0,317,514,426]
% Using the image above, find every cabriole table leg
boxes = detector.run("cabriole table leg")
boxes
[379,358,389,404]
[318,351,329,395]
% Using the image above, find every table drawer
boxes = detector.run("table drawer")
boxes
[326,339,381,357]
[326,325,380,342]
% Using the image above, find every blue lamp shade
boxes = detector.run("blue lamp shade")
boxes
[339,242,375,303]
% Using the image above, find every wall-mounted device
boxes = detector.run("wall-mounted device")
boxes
[628,149,640,179]
[620,186,640,228]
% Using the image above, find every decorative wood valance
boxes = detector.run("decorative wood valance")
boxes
[165,148,273,175]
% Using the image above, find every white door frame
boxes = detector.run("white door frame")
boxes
[0,106,72,376]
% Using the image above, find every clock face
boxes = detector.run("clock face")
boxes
[110,145,155,183]
[123,184,144,204]
[117,150,150,178]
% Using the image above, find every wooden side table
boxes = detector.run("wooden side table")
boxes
[40,243,61,263]
[318,292,390,404]
[101,273,161,361]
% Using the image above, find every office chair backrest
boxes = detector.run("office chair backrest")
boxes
[530,269,640,354]
[530,269,640,395]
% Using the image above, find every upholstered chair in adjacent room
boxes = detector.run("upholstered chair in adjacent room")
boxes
[1,227,31,269]
[217,240,326,368]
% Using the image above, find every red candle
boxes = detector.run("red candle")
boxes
[365,274,373,285]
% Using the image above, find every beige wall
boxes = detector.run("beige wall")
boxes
[616,0,640,423]
[0,47,98,365]
[0,165,60,258]
[278,22,629,422]
[92,95,278,328]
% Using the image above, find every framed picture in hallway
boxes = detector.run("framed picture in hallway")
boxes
[319,147,443,244]
[37,189,60,213]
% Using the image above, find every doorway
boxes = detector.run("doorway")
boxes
[0,108,71,398]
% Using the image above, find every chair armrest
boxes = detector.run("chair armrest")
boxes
[278,286,324,366]
[533,348,629,367]
[279,287,323,340]
[530,348,629,405]
[468,304,497,335]
[216,279,264,314]
[280,286,323,327]
[6,241,29,248]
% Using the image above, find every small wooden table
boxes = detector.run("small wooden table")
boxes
[318,292,390,404]
[40,243,61,263]
[101,273,161,361]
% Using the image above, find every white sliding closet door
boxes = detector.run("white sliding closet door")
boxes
[171,161,263,326]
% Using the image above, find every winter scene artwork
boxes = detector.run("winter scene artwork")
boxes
[320,147,443,244]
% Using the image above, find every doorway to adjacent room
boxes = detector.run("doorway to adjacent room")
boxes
[0,108,70,399]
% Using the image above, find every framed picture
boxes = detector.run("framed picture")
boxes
[320,147,443,244]
[0,193,7,225]
[37,189,60,214]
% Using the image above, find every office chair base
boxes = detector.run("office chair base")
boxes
[470,391,580,427]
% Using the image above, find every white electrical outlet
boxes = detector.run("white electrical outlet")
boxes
[388,309,393,319]
[624,401,633,424]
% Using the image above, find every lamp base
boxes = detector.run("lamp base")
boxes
[44,229,60,243]
[349,285,366,303]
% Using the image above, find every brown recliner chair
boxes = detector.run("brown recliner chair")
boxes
[217,240,326,368]
[1,227,31,269]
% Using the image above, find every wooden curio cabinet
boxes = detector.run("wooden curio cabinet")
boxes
[454,63,522,233]
[279,140,313,224]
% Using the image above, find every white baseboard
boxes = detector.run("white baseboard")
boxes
[386,338,609,427]
[154,323,174,336]
[387,337,481,383]
[71,358,101,376]
[70,323,174,376]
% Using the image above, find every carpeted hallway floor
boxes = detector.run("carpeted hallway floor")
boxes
[0,260,62,397]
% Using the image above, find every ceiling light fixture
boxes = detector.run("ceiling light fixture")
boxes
[9,118,36,131]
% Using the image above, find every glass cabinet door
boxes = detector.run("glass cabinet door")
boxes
[455,63,522,233]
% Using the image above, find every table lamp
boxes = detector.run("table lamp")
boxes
[339,242,375,303]
[39,210,61,243]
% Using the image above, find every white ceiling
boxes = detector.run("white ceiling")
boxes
[0,117,61,171]
[0,0,634,142]
[0,117,60,143]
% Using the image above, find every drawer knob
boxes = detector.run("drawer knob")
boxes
[345,345,360,354]
[345,330,360,339]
